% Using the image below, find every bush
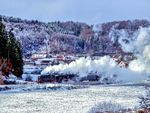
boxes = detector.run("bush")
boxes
[88,101,125,113]
[139,87,150,110]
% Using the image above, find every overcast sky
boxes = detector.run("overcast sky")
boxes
[0,0,149,24]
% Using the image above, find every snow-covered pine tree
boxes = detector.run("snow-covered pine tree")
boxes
[7,30,23,77]
[0,17,23,80]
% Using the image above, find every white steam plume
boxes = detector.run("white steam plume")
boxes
[119,27,150,73]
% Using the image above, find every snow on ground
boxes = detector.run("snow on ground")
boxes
[0,85,146,113]
[0,83,88,93]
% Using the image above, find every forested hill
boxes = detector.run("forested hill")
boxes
[1,15,150,58]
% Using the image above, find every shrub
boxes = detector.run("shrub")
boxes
[88,101,125,113]
[139,87,150,110]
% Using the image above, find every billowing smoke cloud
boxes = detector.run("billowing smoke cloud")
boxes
[119,27,150,73]
[42,27,150,83]
[42,56,117,77]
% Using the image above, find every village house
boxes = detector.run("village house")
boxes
[31,53,47,60]
[112,54,128,68]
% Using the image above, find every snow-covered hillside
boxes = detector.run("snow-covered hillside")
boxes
[1,15,150,58]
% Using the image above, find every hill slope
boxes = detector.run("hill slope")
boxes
[1,15,150,58]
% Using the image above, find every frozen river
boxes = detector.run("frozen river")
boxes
[0,84,146,113]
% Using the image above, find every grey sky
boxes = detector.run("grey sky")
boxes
[0,0,149,24]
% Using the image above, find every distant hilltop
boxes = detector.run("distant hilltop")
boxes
[1,15,150,58]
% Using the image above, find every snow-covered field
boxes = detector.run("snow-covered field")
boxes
[0,27,150,113]
[0,84,146,113]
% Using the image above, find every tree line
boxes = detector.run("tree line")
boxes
[0,17,23,78]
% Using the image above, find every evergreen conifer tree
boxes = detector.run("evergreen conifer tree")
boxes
[0,17,23,78]
[7,31,23,77]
